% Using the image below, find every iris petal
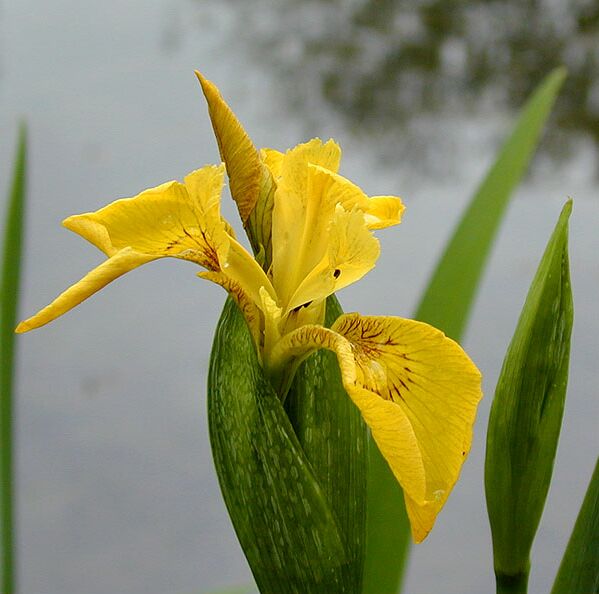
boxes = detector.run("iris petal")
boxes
[15,248,154,332]
[269,313,482,542]
[17,164,275,332]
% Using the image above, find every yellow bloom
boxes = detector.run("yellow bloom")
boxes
[17,72,482,542]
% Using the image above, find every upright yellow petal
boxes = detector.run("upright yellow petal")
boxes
[281,138,341,177]
[272,158,380,312]
[260,148,284,180]
[272,159,338,307]
[364,196,405,230]
[15,248,154,333]
[285,205,379,312]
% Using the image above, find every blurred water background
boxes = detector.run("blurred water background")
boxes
[1,1,598,593]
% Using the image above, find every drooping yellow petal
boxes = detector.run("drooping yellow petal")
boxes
[15,248,155,333]
[268,314,482,542]
[331,314,482,542]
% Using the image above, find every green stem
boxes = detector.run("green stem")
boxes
[495,570,530,594]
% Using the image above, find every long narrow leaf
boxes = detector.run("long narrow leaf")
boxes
[1,124,27,594]
[363,68,566,594]
[551,457,599,594]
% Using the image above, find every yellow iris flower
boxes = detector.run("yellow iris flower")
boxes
[17,72,482,543]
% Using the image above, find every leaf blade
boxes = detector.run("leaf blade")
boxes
[286,295,368,591]
[363,68,567,594]
[551,457,599,594]
[415,67,567,340]
[1,124,27,594]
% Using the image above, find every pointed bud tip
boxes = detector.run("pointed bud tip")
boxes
[194,70,219,100]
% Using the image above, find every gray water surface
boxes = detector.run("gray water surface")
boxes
[1,1,598,593]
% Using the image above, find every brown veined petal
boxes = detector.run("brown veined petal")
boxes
[201,270,263,349]
[267,323,427,505]
[15,248,155,333]
[269,313,482,542]
[64,165,228,270]
[16,165,274,334]
[331,313,482,542]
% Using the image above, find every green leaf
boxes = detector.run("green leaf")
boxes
[485,201,573,593]
[415,67,567,341]
[363,67,567,594]
[208,299,350,594]
[551,457,599,594]
[1,124,27,594]
[285,295,367,591]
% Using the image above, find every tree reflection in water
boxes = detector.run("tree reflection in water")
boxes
[219,0,599,153]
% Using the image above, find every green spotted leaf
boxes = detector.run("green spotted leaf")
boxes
[208,298,355,594]
[285,295,367,592]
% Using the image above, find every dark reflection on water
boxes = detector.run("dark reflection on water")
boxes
[219,0,598,152]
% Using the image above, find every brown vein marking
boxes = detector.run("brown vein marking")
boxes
[361,327,384,341]
[190,227,220,271]
[390,384,406,404]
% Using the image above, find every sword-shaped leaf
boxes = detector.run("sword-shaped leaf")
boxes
[363,68,567,594]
